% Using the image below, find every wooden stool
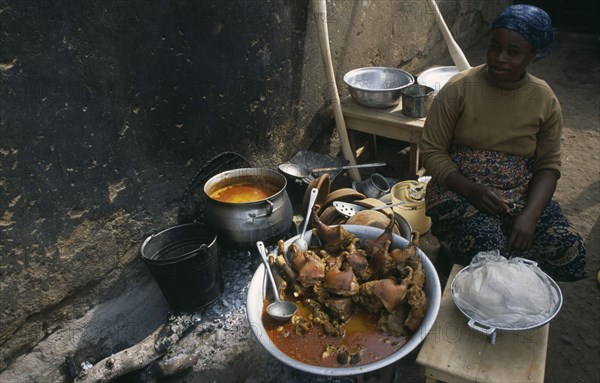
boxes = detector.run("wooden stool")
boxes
[340,96,425,178]
[416,264,549,383]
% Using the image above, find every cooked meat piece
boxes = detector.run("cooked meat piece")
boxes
[310,284,353,321]
[349,348,363,365]
[292,315,313,335]
[304,298,346,337]
[322,344,345,359]
[363,213,395,255]
[322,320,346,337]
[323,296,353,322]
[364,214,397,278]
[356,267,413,313]
[343,239,372,282]
[291,246,325,287]
[390,232,421,271]
[313,206,355,253]
[389,247,409,266]
[320,250,338,269]
[407,255,425,289]
[378,306,409,337]
[369,239,395,278]
[404,285,427,333]
[337,349,350,365]
[324,255,360,296]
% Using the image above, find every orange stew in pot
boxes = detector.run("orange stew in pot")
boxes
[210,183,276,203]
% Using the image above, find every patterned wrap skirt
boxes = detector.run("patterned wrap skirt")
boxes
[425,146,587,281]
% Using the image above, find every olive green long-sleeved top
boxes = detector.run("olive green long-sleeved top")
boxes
[420,64,563,187]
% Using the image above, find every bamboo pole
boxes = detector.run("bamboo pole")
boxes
[426,0,471,72]
[311,0,361,181]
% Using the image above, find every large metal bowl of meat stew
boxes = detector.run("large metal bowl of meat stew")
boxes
[246,225,441,376]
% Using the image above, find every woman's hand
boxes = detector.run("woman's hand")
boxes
[506,169,559,251]
[507,211,537,250]
[466,183,511,215]
[445,171,510,215]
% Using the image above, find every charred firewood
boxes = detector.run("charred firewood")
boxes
[65,355,80,380]
[137,352,199,383]
[73,314,195,383]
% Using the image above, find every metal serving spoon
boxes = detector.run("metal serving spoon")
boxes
[333,200,407,218]
[256,241,297,321]
[293,187,319,251]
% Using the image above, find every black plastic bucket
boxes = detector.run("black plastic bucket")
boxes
[140,223,223,312]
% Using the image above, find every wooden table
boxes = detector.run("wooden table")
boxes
[340,96,425,178]
[416,264,549,383]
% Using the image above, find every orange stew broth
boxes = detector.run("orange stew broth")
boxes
[263,300,408,367]
[209,183,277,203]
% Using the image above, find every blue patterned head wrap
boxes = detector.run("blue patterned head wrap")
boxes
[492,4,554,61]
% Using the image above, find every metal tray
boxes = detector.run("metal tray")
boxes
[451,259,563,344]
[288,150,348,184]
[417,66,459,95]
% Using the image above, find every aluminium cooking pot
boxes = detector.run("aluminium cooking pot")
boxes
[203,168,293,248]
[451,258,562,344]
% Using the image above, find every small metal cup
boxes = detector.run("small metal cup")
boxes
[401,84,435,118]
[355,173,390,199]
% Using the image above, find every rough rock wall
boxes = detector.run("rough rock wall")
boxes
[0,0,510,372]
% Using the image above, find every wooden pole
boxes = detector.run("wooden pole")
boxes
[426,0,471,72]
[311,0,361,182]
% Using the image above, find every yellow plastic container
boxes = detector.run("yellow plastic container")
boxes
[391,180,431,234]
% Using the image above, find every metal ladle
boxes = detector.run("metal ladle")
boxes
[256,241,297,321]
[293,187,319,251]
[280,162,386,179]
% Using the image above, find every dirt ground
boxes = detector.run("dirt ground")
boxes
[342,31,599,382]
[532,32,600,383]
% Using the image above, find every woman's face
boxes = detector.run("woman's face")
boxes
[486,28,538,82]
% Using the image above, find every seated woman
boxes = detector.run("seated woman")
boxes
[419,4,587,281]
